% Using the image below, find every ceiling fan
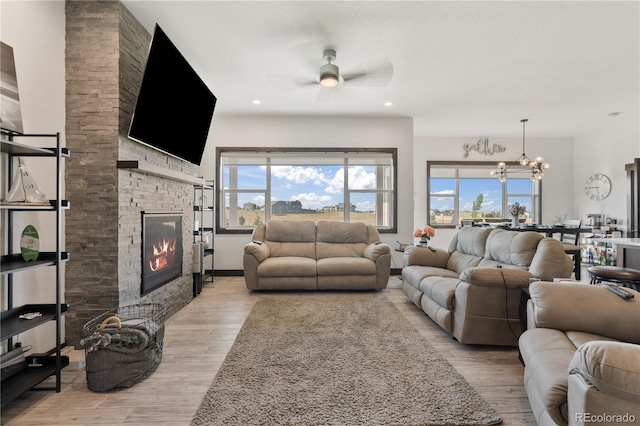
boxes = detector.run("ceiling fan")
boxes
[268,48,394,100]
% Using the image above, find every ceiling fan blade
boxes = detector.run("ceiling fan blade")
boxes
[342,58,394,87]
[267,73,318,92]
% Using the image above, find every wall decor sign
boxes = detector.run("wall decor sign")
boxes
[463,138,506,158]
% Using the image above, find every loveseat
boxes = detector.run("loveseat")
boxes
[243,220,391,290]
[402,227,573,346]
[519,282,640,426]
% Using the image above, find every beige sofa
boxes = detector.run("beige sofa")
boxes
[402,227,573,346]
[519,282,640,426]
[243,220,391,290]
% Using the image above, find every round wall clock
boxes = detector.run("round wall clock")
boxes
[584,173,612,201]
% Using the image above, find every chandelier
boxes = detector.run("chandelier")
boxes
[490,119,550,182]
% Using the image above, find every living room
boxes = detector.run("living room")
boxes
[1,1,639,425]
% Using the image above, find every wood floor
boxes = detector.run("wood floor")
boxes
[1,275,547,426]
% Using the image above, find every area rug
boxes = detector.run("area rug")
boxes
[192,293,502,426]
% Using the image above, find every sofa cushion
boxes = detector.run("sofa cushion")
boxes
[257,257,317,277]
[484,229,542,267]
[317,257,376,276]
[520,328,576,425]
[264,220,317,259]
[446,251,483,275]
[402,265,458,291]
[316,221,369,259]
[570,341,640,404]
[419,276,458,310]
[444,228,492,274]
[529,282,640,344]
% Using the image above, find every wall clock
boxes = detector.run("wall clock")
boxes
[584,173,612,201]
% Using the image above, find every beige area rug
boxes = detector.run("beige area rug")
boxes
[192,292,502,426]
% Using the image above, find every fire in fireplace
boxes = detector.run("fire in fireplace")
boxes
[141,212,183,295]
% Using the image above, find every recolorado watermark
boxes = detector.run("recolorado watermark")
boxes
[576,412,636,423]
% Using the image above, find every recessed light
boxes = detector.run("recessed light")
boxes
[252,99,261,105]
[384,101,393,107]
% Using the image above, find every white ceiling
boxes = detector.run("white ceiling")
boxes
[121,0,639,138]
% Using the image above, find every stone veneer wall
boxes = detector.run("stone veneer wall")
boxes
[65,1,196,348]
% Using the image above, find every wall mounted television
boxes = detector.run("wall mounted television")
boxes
[128,24,216,166]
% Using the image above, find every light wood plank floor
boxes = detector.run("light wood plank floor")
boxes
[2,273,566,426]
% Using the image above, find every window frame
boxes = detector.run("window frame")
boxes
[216,147,398,234]
[427,160,542,228]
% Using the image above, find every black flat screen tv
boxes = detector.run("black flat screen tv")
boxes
[129,24,216,166]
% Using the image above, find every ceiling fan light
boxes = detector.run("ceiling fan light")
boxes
[319,63,339,88]
[320,74,339,88]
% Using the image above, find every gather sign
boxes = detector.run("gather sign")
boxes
[463,138,506,158]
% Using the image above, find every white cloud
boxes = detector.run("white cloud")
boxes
[325,166,375,193]
[271,166,329,186]
[432,190,455,195]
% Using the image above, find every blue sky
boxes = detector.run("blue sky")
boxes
[430,178,533,213]
[223,165,379,211]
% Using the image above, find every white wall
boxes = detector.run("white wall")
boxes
[199,115,414,270]
[1,1,66,353]
[413,135,575,248]
[574,109,640,231]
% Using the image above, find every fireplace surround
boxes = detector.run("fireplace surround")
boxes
[141,212,183,296]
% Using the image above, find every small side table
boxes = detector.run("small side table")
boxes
[518,285,530,365]
[518,286,530,333]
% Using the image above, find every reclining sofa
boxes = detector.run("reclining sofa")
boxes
[243,220,391,290]
[519,282,640,426]
[402,227,573,346]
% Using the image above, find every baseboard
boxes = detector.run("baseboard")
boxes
[214,270,244,276]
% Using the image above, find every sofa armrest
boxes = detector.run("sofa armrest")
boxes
[569,341,640,404]
[243,241,271,263]
[403,245,449,268]
[364,242,390,261]
[528,282,640,343]
[458,266,533,288]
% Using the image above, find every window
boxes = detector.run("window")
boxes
[427,161,541,227]
[217,148,397,233]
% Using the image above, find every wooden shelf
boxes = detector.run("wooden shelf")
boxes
[118,160,204,185]
[0,200,69,211]
[0,138,69,157]
[1,304,69,340]
[1,356,69,408]
[0,253,70,275]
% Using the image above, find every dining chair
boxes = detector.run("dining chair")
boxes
[559,219,582,279]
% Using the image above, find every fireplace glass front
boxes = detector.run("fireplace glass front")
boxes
[141,212,183,295]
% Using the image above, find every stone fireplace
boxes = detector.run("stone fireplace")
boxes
[64,2,196,348]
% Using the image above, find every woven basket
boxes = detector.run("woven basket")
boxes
[81,303,166,392]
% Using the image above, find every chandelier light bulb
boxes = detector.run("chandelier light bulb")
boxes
[542,163,550,170]
[498,162,506,168]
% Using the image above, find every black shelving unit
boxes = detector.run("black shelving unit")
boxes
[192,180,214,296]
[1,132,69,408]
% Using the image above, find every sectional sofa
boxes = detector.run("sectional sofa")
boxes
[402,227,573,346]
